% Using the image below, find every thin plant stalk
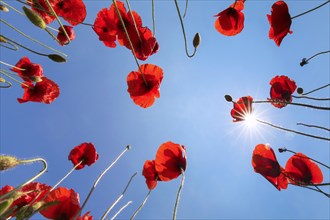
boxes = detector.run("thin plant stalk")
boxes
[111,201,132,220]
[0,37,18,51]
[0,158,47,201]
[183,0,188,18]
[253,100,330,111]
[256,119,330,142]
[302,83,330,96]
[0,19,66,56]
[291,0,330,19]
[0,69,33,88]
[0,60,25,71]
[301,50,330,65]
[1,0,24,15]
[151,0,156,35]
[173,0,197,58]
[76,145,131,219]
[292,95,330,101]
[173,168,185,220]
[100,172,137,220]
[0,77,12,88]
[130,190,152,220]
[111,0,148,86]
[296,123,330,132]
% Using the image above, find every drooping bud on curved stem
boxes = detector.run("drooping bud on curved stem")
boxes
[0,77,12,88]
[300,50,330,66]
[193,32,201,49]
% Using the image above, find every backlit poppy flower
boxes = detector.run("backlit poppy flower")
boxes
[57,25,76,45]
[155,141,187,181]
[68,142,99,170]
[230,96,253,122]
[52,0,87,26]
[127,64,163,108]
[30,0,55,24]
[285,153,323,185]
[18,77,60,104]
[267,1,292,46]
[40,187,80,220]
[214,0,245,36]
[11,57,44,82]
[252,144,288,190]
[0,182,51,217]
[93,7,117,48]
[269,75,296,108]
[142,160,158,190]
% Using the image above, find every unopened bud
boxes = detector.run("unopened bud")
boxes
[278,148,287,153]
[22,6,46,29]
[0,4,9,12]
[0,198,14,216]
[297,87,303,94]
[300,58,308,67]
[0,77,6,83]
[0,155,19,171]
[0,35,7,43]
[224,95,233,102]
[193,32,201,48]
[48,54,67,63]
[126,145,131,150]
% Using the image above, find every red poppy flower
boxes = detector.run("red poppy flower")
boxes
[68,142,99,170]
[142,160,158,190]
[11,57,44,82]
[252,144,288,190]
[214,0,245,36]
[0,182,51,217]
[285,153,323,185]
[127,64,163,108]
[269,75,296,108]
[155,141,187,181]
[267,1,292,46]
[40,187,80,220]
[93,7,117,48]
[230,96,253,122]
[52,0,86,26]
[121,26,159,61]
[30,0,55,24]
[18,77,60,104]
[57,25,76,45]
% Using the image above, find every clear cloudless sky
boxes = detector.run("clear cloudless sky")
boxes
[1,0,329,219]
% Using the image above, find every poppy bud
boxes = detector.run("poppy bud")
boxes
[297,87,303,94]
[0,77,6,83]
[0,198,14,216]
[22,6,46,29]
[47,54,67,63]
[0,155,19,171]
[278,148,287,153]
[16,201,44,219]
[126,145,131,150]
[224,95,233,102]
[300,58,308,67]
[0,35,7,43]
[193,32,201,48]
[0,4,9,12]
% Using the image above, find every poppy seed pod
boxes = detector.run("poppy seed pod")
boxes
[23,6,46,29]
[193,33,201,48]
[0,155,19,171]
[224,95,233,102]
[297,87,303,94]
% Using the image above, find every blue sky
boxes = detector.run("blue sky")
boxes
[1,0,329,219]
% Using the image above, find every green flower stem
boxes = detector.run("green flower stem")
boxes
[152,0,156,35]
[296,123,330,132]
[130,190,152,220]
[0,60,25,71]
[44,27,61,43]
[292,95,330,101]
[0,37,19,51]
[302,83,330,96]
[100,172,137,220]
[0,77,12,88]
[302,50,330,65]
[50,160,83,192]
[256,119,330,142]
[111,201,132,220]
[279,148,330,169]
[291,0,330,19]
[76,145,131,220]
[173,168,185,220]
[44,0,70,44]
[183,0,188,18]
[253,100,330,111]
[0,158,47,201]
[0,19,67,56]
[173,0,197,58]
[0,70,33,89]
[112,0,148,86]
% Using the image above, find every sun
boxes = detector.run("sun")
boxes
[243,112,258,128]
